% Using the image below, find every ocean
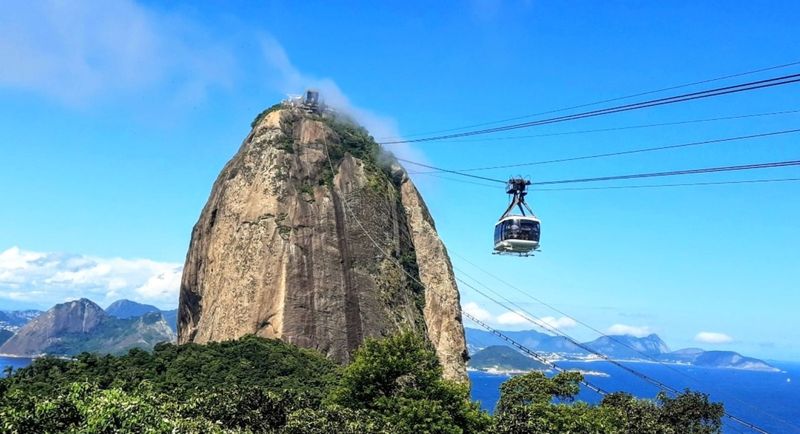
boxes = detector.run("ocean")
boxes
[0,356,35,373]
[2,356,798,433]
[470,361,800,434]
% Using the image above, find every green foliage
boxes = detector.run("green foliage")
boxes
[319,116,392,191]
[492,372,724,434]
[283,406,382,434]
[496,371,582,414]
[0,331,725,434]
[330,331,491,434]
[3,335,338,401]
[324,117,379,163]
[493,402,623,434]
[251,103,284,128]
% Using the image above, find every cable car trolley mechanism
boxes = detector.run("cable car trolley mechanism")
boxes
[493,178,541,256]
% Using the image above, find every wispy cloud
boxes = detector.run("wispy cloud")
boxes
[694,331,733,345]
[0,246,180,309]
[462,301,493,322]
[540,316,577,330]
[0,0,234,106]
[607,323,652,338]
[462,301,575,331]
[259,35,424,162]
[496,310,529,326]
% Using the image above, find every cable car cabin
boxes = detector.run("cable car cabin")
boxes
[493,216,540,254]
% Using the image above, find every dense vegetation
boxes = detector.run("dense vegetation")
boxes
[0,332,724,433]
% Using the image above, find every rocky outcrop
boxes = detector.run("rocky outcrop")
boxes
[178,106,468,381]
[0,299,175,356]
[0,298,105,355]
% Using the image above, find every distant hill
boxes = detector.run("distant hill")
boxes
[0,309,42,331]
[105,299,160,319]
[468,345,548,372]
[584,334,669,359]
[0,298,175,356]
[659,349,779,371]
[465,328,584,355]
[464,327,777,371]
[105,300,177,333]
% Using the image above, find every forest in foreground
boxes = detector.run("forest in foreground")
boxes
[0,332,724,433]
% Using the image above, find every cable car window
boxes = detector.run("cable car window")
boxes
[502,219,540,241]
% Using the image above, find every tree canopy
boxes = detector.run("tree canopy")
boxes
[0,332,725,434]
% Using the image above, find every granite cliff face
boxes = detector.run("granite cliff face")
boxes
[178,106,467,381]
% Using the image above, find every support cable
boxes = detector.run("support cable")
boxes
[379,60,800,141]
[411,128,800,173]
[412,109,800,144]
[453,252,795,432]
[411,172,800,192]
[400,158,800,186]
[381,73,800,145]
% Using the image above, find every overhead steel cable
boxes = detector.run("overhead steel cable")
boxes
[460,312,609,396]
[452,252,800,432]
[398,158,509,183]
[454,271,770,434]
[378,60,800,141]
[401,158,800,185]
[536,159,800,185]
[411,128,800,173]
[412,108,800,144]
[410,171,800,192]
[381,73,800,145]
[532,177,800,191]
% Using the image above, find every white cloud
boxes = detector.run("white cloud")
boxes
[462,301,493,322]
[259,35,425,163]
[607,323,652,338]
[0,0,234,105]
[460,301,576,332]
[694,331,733,345]
[540,316,577,330]
[496,310,529,326]
[0,246,181,309]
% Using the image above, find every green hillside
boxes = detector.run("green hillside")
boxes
[469,345,548,372]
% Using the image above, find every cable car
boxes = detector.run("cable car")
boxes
[493,178,540,256]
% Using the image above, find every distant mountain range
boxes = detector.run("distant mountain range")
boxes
[104,300,178,333]
[465,328,778,372]
[0,299,177,357]
[0,301,780,373]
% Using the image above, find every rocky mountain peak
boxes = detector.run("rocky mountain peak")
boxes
[178,104,467,381]
[0,298,106,355]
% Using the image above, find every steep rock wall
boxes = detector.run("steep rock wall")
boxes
[178,107,467,381]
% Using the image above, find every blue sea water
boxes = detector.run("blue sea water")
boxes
[0,356,34,373]
[470,361,800,433]
[3,356,797,432]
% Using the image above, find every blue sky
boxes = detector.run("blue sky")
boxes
[0,1,798,360]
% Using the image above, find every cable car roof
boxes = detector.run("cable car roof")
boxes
[496,215,540,224]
